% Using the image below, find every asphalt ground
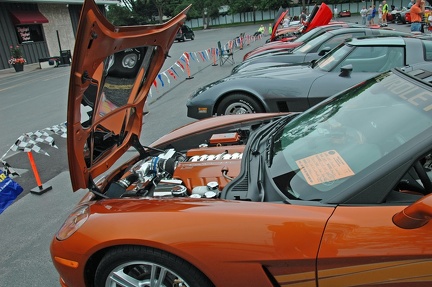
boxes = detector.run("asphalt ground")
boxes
[0,16,417,286]
[0,23,270,287]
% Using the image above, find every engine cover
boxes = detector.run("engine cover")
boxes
[173,145,245,192]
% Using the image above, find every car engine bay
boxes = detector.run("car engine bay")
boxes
[101,130,253,200]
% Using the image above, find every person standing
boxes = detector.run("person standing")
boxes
[410,0,426,32]
[282,17,290,28]
[333,6,338,19]
[367,5,373,25]
[371,5,377,25]
[268,23,273,35]
[300,10,307,24]
[382,1,389,26]
[360,6,368,25]
[378,4,383,25]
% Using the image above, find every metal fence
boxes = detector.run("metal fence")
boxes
[185,0,407,28]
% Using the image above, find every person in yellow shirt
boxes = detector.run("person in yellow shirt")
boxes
[382,1,389,26]
[253,25,265,36]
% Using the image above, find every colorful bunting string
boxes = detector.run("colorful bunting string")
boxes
[148,32,263,96]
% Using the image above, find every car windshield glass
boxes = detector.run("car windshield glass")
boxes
[293,31,332,53]
[317,44,405,73]
[294,28,323,43]
[269,71,432,201]
[313,43,350,71]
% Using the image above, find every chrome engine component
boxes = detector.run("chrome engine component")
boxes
[104,135,246,199]
[171,185,188,197]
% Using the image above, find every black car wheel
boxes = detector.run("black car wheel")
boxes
[217,94,263,115]
[94,246,213,287]
[191,34,195,40]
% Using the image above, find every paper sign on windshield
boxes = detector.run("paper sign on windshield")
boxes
[296,150,354,185]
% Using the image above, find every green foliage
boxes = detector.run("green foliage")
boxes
[106,0,341,25]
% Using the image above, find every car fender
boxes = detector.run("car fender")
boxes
[52,199,333,286]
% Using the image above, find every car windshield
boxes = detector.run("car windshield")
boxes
[315,42,405,73]
[293,31,333,53]
[313,43,350,71]
[269,71,432,201]
[293,27,323,43]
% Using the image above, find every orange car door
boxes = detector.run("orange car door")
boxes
[317,205,432,286]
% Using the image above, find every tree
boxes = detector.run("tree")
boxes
[182,0,222,29]
[152,0,172,23]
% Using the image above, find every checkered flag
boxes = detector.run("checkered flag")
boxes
[47,122,67,138]
[0,121,67,161]
[0,160,20,177]
[25,130,57,149]
[9,134,51,156]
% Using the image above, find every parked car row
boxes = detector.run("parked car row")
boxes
[51,1,432,286]
[187,26,431,119]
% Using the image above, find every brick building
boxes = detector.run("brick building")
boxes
[0,0,119,70]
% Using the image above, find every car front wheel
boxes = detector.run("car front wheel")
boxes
[217,94,263,115]
[94,246,213,287]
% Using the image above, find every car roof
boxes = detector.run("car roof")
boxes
[349,36,406,46]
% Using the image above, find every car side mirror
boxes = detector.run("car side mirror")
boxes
[318,47,331,56]
[339,64,353,77]
[393,194,432,229]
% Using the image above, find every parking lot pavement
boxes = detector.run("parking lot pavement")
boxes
[0,63,44,79]
[0,26,267,286]
[0,18,419,286]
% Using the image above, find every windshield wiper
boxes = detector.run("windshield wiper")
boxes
[266,115,293,167]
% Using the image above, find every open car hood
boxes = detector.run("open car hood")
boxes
[303,3,332,33]
[270,4,332,41]
[270,9,289,41]
[67,0,190,191]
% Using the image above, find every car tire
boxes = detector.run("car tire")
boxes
[217,94,263,115]
[181,35,185,42]
[191,34,195,40]
[94,246,213,287]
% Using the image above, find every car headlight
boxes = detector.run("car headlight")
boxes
[188,88,203,99]
[56,205,89,241]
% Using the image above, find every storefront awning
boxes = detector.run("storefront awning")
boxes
[9,10,49,25]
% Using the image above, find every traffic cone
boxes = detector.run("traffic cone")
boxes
[212,48,218,66]
[27,151,52,195]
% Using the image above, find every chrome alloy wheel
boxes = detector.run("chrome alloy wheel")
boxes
[105,261,188,287]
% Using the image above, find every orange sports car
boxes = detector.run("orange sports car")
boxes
[50,0,432,286]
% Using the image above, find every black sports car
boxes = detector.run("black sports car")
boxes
[187,36,432,119]
[232,27,412,74]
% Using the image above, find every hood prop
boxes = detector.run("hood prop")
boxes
[131,134,150,160]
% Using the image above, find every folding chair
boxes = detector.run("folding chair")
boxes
[217,41,235,66]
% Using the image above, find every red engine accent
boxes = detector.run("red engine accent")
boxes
[209,132,241,145]
[174,145,246,192]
